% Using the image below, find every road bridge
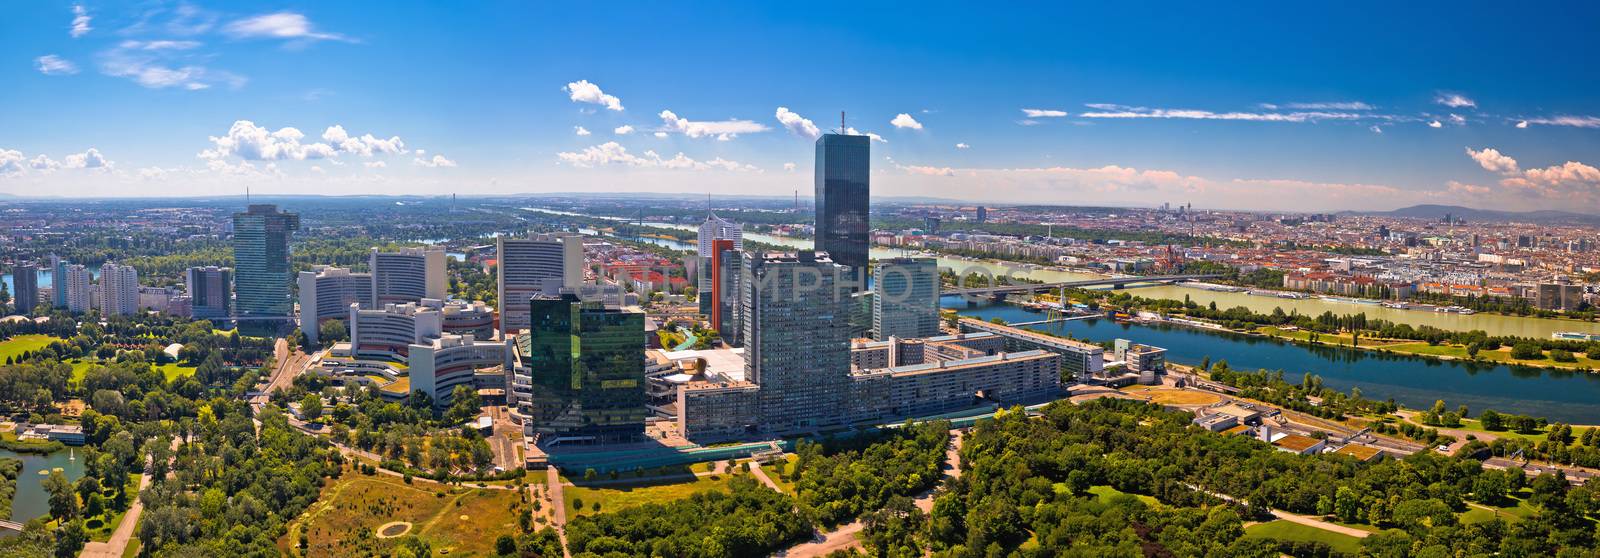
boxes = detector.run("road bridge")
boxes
[942,274,1222,297]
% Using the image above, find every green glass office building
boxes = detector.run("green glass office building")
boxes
[233,204,300,331]
[515,294,646,444]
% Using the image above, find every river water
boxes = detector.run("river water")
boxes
[951,300,1600,424]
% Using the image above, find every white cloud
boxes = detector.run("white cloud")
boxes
[653,131,668,138]
[319,125,405,156]
[956,143,970,149]
[842,127,886,143]
[658,110,768,140]
[613,125,634,135]
[557,141,758,172]
[36,55,79,75]
[900,164,955,176]
[775,107,821,140]
[120,40,202,51]
[1021,109,1068,118]
[414,154,457,168]
[70,4,91,38]
[1466,147,1518,174]
[1369,125,1383,134]
[0,147,111,177]
[1448,113,1467,126]
[1427,120,1443,128]
[1435,93,1477,109]
[574,126,591,136]
[29,155,61,171]
[1268,101,1374,110]
[890,113,923,130]
[0,150,25,176]
[223,12,349,42]
[1525,115,1600,128]
[1079,103,1365,123]
[563,80,623,111]
[783,162,796,172]
[1463,147,1600,204]
[310,165,325,173]
[62,148,111,169]
[98,41,245,90]
[201,121,405,162]
[1016,119,1041,126]
[364,161,386,168]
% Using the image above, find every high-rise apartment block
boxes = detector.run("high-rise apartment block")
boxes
[10,263,38,316]
[63,264,94,313]
[98,263,140,316]
[743,251,853,430]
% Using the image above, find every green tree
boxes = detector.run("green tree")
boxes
[299,393,323,420]
[43,470,78,520]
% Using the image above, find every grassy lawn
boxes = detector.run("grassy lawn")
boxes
[564,474,736,518]
[1259,327,1409,348]
[1079,485,1163,508]
[283,465,525,557]
[69,360,197,383]
[1461,497,1538,524]
[1384,343,1600,370]
[1243,520,1363,554]
[1120,386,1222,406]
[771,454,799,494]
[0,334,57,362]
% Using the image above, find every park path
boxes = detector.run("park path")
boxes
[748,462,782,492]
[546,467,571,558]
[1183,482,1369,539]
[78,473,152,558]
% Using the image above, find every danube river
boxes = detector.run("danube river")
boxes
[952,300,1600,424]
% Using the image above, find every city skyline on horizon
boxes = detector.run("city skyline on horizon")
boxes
[3,1,1599,212]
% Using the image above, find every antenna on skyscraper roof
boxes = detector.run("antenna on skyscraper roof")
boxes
[840,111,846,134]
[246,185,250,204]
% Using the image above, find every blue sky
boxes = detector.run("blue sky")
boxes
[2,1,1598,211]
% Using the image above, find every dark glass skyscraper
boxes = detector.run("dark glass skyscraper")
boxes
[10,263,38,316]
[233,204,300,325]
[814,133,870,272]
[517,294,646,444]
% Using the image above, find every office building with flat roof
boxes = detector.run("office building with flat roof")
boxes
[511,294,647,444]
[873,257,940,341]
[233,204,300,329]
[496,234,583,335]
[299,266,374,345]
[185,266,232,322]
[371,247,446,306]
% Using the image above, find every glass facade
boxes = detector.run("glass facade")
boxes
[814,133,871,273]
[232,204,300,322]
[742,251,853,430]
[519,294,646,443]
[873,257,940,340]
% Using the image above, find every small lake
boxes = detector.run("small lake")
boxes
[0,448,85,523]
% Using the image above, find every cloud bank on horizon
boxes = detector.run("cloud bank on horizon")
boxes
[3,1,1600,212]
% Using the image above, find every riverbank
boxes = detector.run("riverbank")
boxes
[1252,325,1600,372]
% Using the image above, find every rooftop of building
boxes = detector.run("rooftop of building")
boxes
[660,346,747,382]
[864,349,1053,377]
[1272,434,1324,453]
[1332,444,1382,461]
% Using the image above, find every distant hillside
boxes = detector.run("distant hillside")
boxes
[1351,204,1600,225]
